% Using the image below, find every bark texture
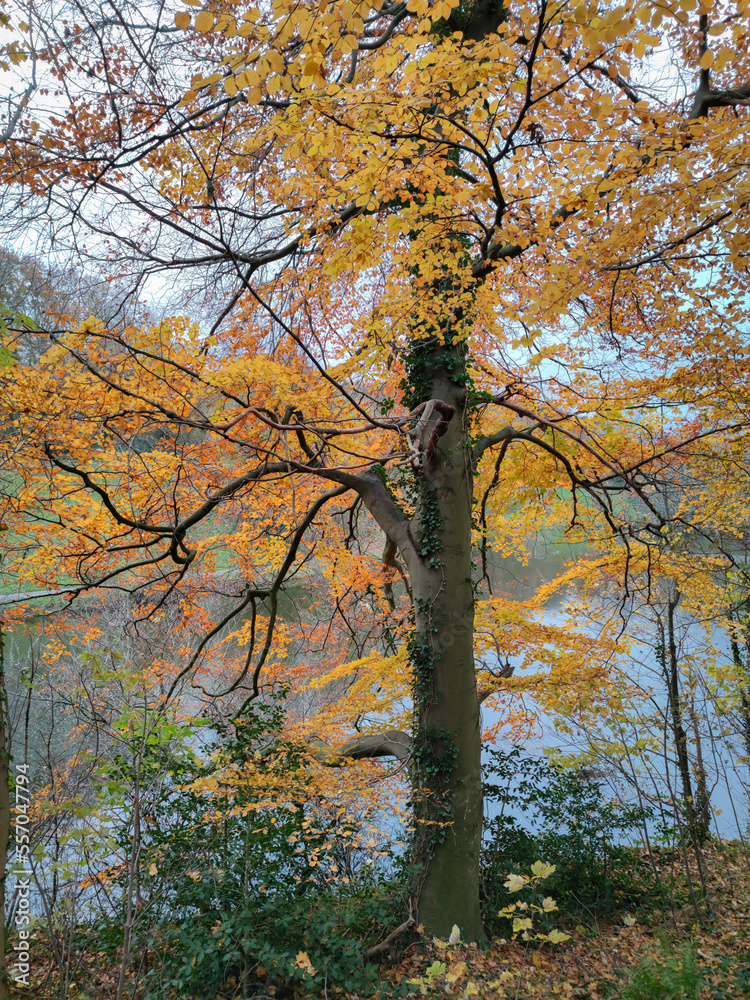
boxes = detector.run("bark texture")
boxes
[348,337,485,940]
[405,348,485,942]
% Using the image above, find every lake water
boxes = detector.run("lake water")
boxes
[482,552,749,843]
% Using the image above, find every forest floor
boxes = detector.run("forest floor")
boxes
[387,842,750,1000]
[16,842,750,999]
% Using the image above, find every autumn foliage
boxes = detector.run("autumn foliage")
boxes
[0,0,750,964]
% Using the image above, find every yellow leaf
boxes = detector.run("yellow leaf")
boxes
[294,951,316,975]
[148,862,157,875]
[174,11,191,28]
[530,860,556,879]
[715,45,733,70]
[699,49,714,70]
[194,11,214,32]
[224,76,238,96]
[447,961,467,982]
[197,72,222,88]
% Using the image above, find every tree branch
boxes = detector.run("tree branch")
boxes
[308,729,412,765]
[478,661,514,703]
[311,467,416,567]
[472,423,532,463]
[364,914,416,961]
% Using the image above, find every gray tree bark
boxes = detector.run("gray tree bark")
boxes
[406,355,485,942]
[336,341,486,942]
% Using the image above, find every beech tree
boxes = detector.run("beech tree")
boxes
[1,0,750,943]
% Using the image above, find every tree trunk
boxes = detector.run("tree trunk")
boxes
[663,596,709,911]
[116,755,140,1000]
[689,706,711,839]
[406,345,485,942]
[664,598,699,837]
[727,610,750,771]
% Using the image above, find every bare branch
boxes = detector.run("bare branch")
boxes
[364,913,416,961]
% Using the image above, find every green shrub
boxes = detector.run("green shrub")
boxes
[481,747,655,928]
[710,950,750,999]
[88,701,406,999]
[622,943,702,1000]
[155,878,406,999]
